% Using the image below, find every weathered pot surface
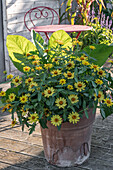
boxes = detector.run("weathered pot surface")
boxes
[41,108,95,167]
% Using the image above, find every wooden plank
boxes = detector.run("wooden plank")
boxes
[7,1,59,14]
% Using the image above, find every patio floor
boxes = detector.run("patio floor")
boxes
[0,83,113,170]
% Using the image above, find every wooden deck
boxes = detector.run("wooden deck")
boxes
[0,108,113,170]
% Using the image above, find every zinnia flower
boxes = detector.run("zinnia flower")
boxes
[74,81,86,92]
[59,79,66,85]
[0,91,6,96]
[64,71,74,79]
[20,95,28,103]
[51,69,61,77]
[55,97,67,109]
[104,98,113,107]
[44,87,55,98]
[51,115,62,126]
[12,76,22,86]
[68,112,80,124]
[68,95,79,104]
[89,46,96,50]
[7,74,13,79]
[23,66,31,72]
[67,85,74,90]
[9,93,16,102]
[95,79,103,85]
[28,113,39,123]
[94,91,104,102]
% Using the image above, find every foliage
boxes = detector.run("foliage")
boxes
[76,22,113,48]
[0,30,113,134]
[89,3,113,30]
[59,0,105,25]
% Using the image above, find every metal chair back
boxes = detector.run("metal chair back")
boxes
[24,6,60,31]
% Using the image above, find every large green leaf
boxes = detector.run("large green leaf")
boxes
[6,35,37,72]
[83,44,113,66]
[31,30,44,56]
[48,30,72,49]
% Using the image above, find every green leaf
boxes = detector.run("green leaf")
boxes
[31,30,44,56]
[57,124,61,131]
[100,108,106,119]
[39,119,48,129]
[38,92,42,102]
[0,100,5,108]
[6,35,37,72]
[83,100,88,118]
[83,44,113,66]
[48,30,72,49]
[63,112,67,121]
[101,105,113,118]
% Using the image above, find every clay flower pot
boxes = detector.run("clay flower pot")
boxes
[41,108,95,167]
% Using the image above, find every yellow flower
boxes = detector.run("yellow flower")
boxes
[31,69,35,72]
[66,60,75,70]
[104,98,113,107]
[44,63,53,69]
[74,82,86,92]
[68,112,80,124]
[11,118,17,127]
[94,91,104,102]
[55,40,64,45]
[44,108,51,117]
[0,91,6,96]
[89,46,96,50]
[35,66,43,71]
[95,79,103,85]
[32,60,40,66]
[108,60,113,64]
[52,58,59,64]
[59,79,66,85]
[80,56,88,61]
[67,85,74,90]
[28,113,39,123]
[21,107,29,116]
[68,95,79,104]
[64,71,74,79]
[28,55,39,60]
[90,64,100,72]
[12,76,22,86]
[20,95,28,103]
[55,97,67,109]
[6,103,12,109]
[51,69,61,77]
[25,77,33,84]
[78,41,83,46]
[82,60,90,66]
[9,93,16,102]
[3,70,7,74]
[51,115,62,126]
[44,49,50,53]
[2,106,7,112]
[7,74,13,79]
[44,87,55,98]
[97,70,106,77]
[28,82,38,92]
[23,66,31,72]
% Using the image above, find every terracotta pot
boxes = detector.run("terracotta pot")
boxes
[40,108,95,167]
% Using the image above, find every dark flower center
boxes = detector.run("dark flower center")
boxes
[67,73,72,77]
[78,83,82,87]
[72,115,76,119]
[59,101,63,105]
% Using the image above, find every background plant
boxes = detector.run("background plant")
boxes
[59,0,105,25]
